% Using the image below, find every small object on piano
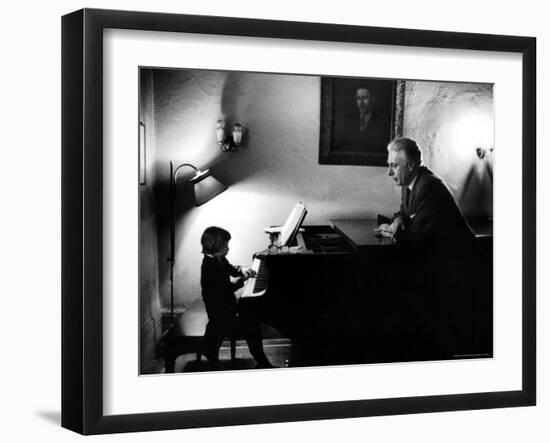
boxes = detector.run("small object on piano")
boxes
[268,242,279,254]
[288,245,304,254]
[264,226,282,235]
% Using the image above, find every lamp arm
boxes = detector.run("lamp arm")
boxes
[173,163,198,183]
[168,161,198,323]
[169,162,198,263]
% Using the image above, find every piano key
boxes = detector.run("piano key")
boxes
[241,257,268,298]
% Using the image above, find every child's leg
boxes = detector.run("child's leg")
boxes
[203,303,237,365]
[202,320,224,363]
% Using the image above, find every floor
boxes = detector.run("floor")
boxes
[171,337,295,373]
[143,323,298,374]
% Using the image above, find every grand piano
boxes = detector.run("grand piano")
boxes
[241,223,359,366]
[241,217,493,366]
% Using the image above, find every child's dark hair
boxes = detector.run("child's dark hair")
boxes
[201,226,231,254]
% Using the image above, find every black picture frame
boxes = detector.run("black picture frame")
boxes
[319,77,405,166]
[62,8,536,435]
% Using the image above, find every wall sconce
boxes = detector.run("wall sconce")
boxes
[476,145,494,160]
[216,119,244,153]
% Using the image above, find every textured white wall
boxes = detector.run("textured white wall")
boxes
[404,81,494,217]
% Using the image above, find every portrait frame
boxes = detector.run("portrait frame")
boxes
[138,121,146,185]
[319,77,405,166]
[61,8,536,435]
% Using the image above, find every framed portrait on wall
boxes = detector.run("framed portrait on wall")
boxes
[319,77,405,166]
[61,8,536,435]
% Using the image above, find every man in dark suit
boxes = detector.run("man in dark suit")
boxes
[333,84,389,154]
[376,137,484,359]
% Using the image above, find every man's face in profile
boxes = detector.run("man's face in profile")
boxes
[356,88,374,114]
[387,149,414,187]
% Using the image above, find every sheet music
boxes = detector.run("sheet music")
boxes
[243,202,307,298]
[279,202,307,246]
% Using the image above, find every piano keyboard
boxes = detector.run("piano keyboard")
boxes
[241,257,269,298]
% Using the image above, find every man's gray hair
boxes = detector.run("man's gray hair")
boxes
[388,137,422,166]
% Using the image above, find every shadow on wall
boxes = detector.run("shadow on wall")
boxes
[210,71,271,188]
[153,169,195,311]
[153,70,269,198]
[140,185,159,319]
[458,159,493,219]
[140,184,156,220]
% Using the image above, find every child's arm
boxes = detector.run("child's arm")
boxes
[227,263,243,278]
[203,259,244,297]
[222,260,248,291]
[224,260,255,277]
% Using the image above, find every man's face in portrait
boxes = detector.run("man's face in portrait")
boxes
[356,88,374,114]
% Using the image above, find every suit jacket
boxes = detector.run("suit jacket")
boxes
[201,255,242,318]
[393,166,483,356]
[395,166,478,260]
[333,109,390,153]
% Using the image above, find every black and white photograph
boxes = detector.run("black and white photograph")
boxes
[139,67,494,375]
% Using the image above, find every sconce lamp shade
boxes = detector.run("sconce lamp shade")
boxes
[232,123,243,145]
[216,120,226,143]
[475,146,494,160]
[190,169,227,206]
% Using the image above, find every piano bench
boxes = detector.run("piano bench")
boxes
[161,335,203,373]
[161,299,239,373]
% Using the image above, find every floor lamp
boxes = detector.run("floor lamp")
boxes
[168,161,227,327]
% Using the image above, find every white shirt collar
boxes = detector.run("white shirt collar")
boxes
[408,173,418,191]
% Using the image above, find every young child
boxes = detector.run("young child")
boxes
[200,226,273,369]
